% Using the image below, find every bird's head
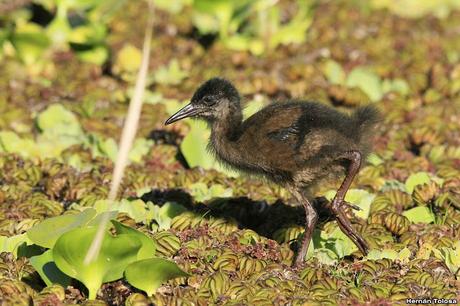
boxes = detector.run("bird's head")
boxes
[165,78,240,125]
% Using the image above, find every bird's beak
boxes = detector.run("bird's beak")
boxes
[165,103,201,125]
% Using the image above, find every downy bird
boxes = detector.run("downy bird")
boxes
[165,78,380,266]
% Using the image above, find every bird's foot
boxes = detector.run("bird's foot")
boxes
[331,198,369,256]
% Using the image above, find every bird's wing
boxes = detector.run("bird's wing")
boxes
[239,104,305,171]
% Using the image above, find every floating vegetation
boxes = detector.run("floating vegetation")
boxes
[0,0,460,304]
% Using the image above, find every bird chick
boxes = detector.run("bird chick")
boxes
[165,78,381,267]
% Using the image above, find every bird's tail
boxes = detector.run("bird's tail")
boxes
[352,105,382,157]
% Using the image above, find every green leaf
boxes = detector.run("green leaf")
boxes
[129,138,153,163]
[95,137,118,161]
[153,59,188,85]
[113,44,142,75]
[366,249,398,260]
[366,153,384,166]
[0,234,32,257]
[346,67,383,102]
[404,172,431,194]
[192,0,236,36]
[53,226,142,299]
[87,135,152,163]
[155,0,191,13]
[93,199,150,223]
[323,60,346,85]
[180,120,238,177]
[87,211,118,226]
[0,132,37,158]
[243,100,265,119]
[150,202,187,230]
[111,220,156,259]
[397,247,412,263]
[313,248,338,265]
[45,6,72,47]
[403,206,435,224]
[125,258,189,296]
[382,78,410,96]
[324,189,374,219]
[74,44,109,65]
[27,208,97,248]
[180,121,212,169]
[37,104,84,139]
[10,23,50,65]
[432,241,460,275]
[366,247,411,262]
[322,225,357,258]
[29,250,72,287]
[189,182,233,203]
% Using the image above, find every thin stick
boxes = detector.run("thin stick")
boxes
[84,0,155,265]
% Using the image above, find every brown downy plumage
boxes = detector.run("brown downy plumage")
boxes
[166,77,381,267]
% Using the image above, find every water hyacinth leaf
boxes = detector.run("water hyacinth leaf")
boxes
[125,258,189,296]
[53,226,142,299]
[155,0,191,13]
[189,182,233,202]
[0,131,37,158]
[370,0,460,19]
[366,153,384,166]
[129,138,154,163]
[209,184,233,198]
[416,243,434,260]
[402,206,435,224]
[397,247,412,263]
[27,208,97,248]
[323,60,346,85]
[87,135,152,163]
[150,202,187,230]
[95,137,118,161]
[29,250,71,287]
[93,199,151,223]
[313,248,338,265]
[74,44,109,65]
[46,7,72,47]
[180,121,213,169]
[324,189,374,219]
[192,0,236,35]
[380,180,407,192]
[366,248,411,262]
[346,67,383,102]
[69,23,107,45]
[432,241,460,275]
[37,104,84,139]
[153,59,188,85]
[243,99,265,118]
[321,226,357,258]
[404,172,431,194]
[87,211,118,226]
[0,234,33,256]
[382,78,410,96]
[10,23,50,65]
[180,120,238,177]
[111,220,156,259]
[113,44,142,76]
[366,249,398,260]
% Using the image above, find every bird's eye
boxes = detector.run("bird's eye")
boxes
[202,96,215,106]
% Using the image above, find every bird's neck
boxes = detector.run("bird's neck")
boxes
[209,108,243,162]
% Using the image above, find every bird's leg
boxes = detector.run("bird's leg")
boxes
[289,188,318,267]
[331,151,369,255]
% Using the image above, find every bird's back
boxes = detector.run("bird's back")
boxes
[233,101,379,184]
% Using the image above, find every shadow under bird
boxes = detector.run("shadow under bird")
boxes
[165,78,380,267]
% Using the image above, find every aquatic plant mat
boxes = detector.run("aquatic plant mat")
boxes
[1,0,460,305]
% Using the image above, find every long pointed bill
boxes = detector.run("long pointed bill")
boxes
[165,103,201,125]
